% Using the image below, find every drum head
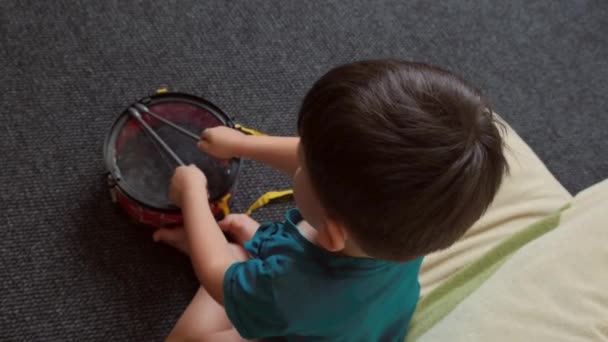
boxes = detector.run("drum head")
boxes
[104,93,240,210]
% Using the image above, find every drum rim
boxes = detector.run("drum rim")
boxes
[103,92,242,212]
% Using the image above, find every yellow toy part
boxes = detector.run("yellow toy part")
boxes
[233,125,295,215]
[217,193,232,218]
[156,88,169,94]
[246,190,294,216]
[235,124,266,137]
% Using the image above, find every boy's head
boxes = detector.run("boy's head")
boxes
[293,60,508,262]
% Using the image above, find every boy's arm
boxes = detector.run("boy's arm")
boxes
[183,191,233,305]
[237,135,300,176]
[173,166,290,339]
[199,127,300,176]
[172,165,235,305]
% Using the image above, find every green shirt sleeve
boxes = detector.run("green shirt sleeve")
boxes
[223,256,288,339]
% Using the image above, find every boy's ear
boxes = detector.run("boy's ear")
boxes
[319,217,348,252]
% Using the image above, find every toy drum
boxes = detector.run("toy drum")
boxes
[103,92,241,227]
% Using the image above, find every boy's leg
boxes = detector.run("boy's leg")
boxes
[166,243,249,341]
[195,327,255,342]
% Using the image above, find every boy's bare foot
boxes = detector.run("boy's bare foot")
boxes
[218,214,260,245]
[153,223,251,260]
[153,228,190,255]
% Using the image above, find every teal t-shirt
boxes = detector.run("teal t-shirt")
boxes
[223,209,423,341]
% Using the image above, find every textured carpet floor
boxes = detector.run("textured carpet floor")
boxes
[1,0,607,340]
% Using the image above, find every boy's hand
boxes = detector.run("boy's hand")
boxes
[218,214,260,245]
[198,126,247,159]
[169,165,208,208]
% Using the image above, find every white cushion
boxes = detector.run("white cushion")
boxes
[418,179,608,341]
[419,122,572,295]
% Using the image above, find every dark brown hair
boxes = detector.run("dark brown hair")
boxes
[298,60,508,261]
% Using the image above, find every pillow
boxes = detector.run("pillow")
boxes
[419,121,572,295]
[416,179,608,341]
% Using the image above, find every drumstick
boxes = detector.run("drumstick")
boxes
[128,107,185,166]
[134,103,200,141]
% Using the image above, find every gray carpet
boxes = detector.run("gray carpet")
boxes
[1,0,607,340]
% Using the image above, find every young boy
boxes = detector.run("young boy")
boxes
[153,60,508,341]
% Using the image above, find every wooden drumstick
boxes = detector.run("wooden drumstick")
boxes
[128,107,185,166]
[134,103,200,141]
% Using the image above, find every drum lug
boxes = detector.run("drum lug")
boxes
[106,173,117,203]
[109,164,122,181]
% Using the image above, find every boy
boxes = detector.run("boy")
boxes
[153,60,508,341]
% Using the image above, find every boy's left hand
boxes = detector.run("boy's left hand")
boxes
[169,165,208,208]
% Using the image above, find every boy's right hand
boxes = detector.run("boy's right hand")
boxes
[198,126,247,159]
[218,214,260,245]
